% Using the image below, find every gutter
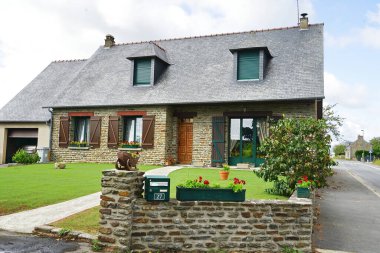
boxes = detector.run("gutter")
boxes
[48,108,53,153]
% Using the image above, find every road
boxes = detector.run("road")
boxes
[313,160,380,253]
[0,230,91,253]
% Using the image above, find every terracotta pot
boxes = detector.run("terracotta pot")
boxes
[219,171,229,180]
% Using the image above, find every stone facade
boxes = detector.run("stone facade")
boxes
[51,100,317,165]
[99,170,313,253]
[345,135,371,160]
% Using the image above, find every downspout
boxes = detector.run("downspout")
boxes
[48,108,53,160]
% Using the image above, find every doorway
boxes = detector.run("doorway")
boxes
[178,118,193,164]
[228,118,267,166]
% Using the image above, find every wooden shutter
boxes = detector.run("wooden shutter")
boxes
[108,116,119,148]
[142,116,155,149]
[89,116,101,148]
[238,50,259,80]
[59,116,70,148]
[211,117,225,166]
[134,58,151,85]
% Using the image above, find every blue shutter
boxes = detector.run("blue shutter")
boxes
[134,58,151,85]
[237,50,259,80]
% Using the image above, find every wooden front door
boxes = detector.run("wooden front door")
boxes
[178,118,193,164]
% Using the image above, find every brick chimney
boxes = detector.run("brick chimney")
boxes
[300,13,309,30]
[104,34,115,47]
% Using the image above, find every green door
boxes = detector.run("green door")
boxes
[228,118,266,166]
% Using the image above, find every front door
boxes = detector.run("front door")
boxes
[228,118,268,166]
[178,118,193,164]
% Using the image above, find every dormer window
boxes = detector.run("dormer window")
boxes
[133,58,152,85]
[237,50,259,80]
[230,46,272,82]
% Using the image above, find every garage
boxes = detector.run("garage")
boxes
[5,128,38,163]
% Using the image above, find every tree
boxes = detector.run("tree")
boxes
[255,117,335,196]
[333,144,346,156]
[370,137,380,157]
[323,104,344,141]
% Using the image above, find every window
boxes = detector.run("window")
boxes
[123,117,143,143]
[133,58,151,85]
[73,117,90,142]
[237,50,259,80]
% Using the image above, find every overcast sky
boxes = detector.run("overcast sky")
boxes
[0,0,379,144]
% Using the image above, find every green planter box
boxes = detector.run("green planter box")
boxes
[297,187,310,198]
[121,144,140,148]
[176,187,246,202]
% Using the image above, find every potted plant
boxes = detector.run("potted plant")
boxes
[296,175,314,198]
[165,155,176,166]
[119,141,141,148]
[176,176,246,202]
[69,141,88,147]
[219,164,230,180]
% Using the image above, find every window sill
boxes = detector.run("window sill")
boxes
[118,148,142,151]
[237,79,260,82]
[68,146,90,150]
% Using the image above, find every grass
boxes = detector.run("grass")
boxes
[51,206,100,235]
[48,167,287,235]
[168,168,287,200]
[0,163,160,215]
[374,160,380,166]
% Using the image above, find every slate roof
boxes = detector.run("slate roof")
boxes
[0,60,86,122]
[0,24,324,122]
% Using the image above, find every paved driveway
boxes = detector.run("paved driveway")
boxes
[313,160,380,253]
[0,230,91,253]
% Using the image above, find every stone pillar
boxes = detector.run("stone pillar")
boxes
[98,169,144,251]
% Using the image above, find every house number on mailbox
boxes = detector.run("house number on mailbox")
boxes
[154,193,165,200]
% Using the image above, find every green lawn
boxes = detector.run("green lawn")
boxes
[374,160,380,166]
[0,163,160,215]
[168,168,287,200]
[51,206,100,235]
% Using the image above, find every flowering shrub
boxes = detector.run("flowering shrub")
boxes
[178,176,211,189]
[296,175,314,189]
[228,178,246,192]
[69,141,88,146]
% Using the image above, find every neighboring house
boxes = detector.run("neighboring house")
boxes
[345,135,371,160]
[0,16,324,166]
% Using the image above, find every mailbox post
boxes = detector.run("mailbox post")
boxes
[144,175,170,201]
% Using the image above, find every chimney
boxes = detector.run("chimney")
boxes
[300,13,309,30]
[104,34,115,47]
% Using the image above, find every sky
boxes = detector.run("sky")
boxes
[0,0,379,145]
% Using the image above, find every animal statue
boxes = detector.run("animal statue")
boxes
[115,151,139,171]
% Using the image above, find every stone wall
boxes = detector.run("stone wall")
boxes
[51,106,170,165]
[99,170,313,253]
[51,100,316,166]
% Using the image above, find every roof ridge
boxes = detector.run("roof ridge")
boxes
[115,23,323,46]
[52,59,87,63]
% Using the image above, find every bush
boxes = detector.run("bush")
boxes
[12,149,40,164]
[255,117,335,195]
[355,150,369,161]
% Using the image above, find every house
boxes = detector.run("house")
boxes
[345,135,371,160]
[0,15,324,166]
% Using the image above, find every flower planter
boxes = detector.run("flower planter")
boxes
[297,187,310,198]
[219,171,229,180]
[176,187,246,202]
[121,144,140,148]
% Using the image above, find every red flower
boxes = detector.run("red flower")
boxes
[297,180,302,184]
[199,176,202,182]
[242,180,246,185]
[204,180,209,185]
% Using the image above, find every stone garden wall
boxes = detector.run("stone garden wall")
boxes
[99,170,313,253]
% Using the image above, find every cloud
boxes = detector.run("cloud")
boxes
[367,3,380,24]
[325,72,379,143]
[325,72,369,109]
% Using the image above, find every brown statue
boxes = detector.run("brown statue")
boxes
[115,151,139,171]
